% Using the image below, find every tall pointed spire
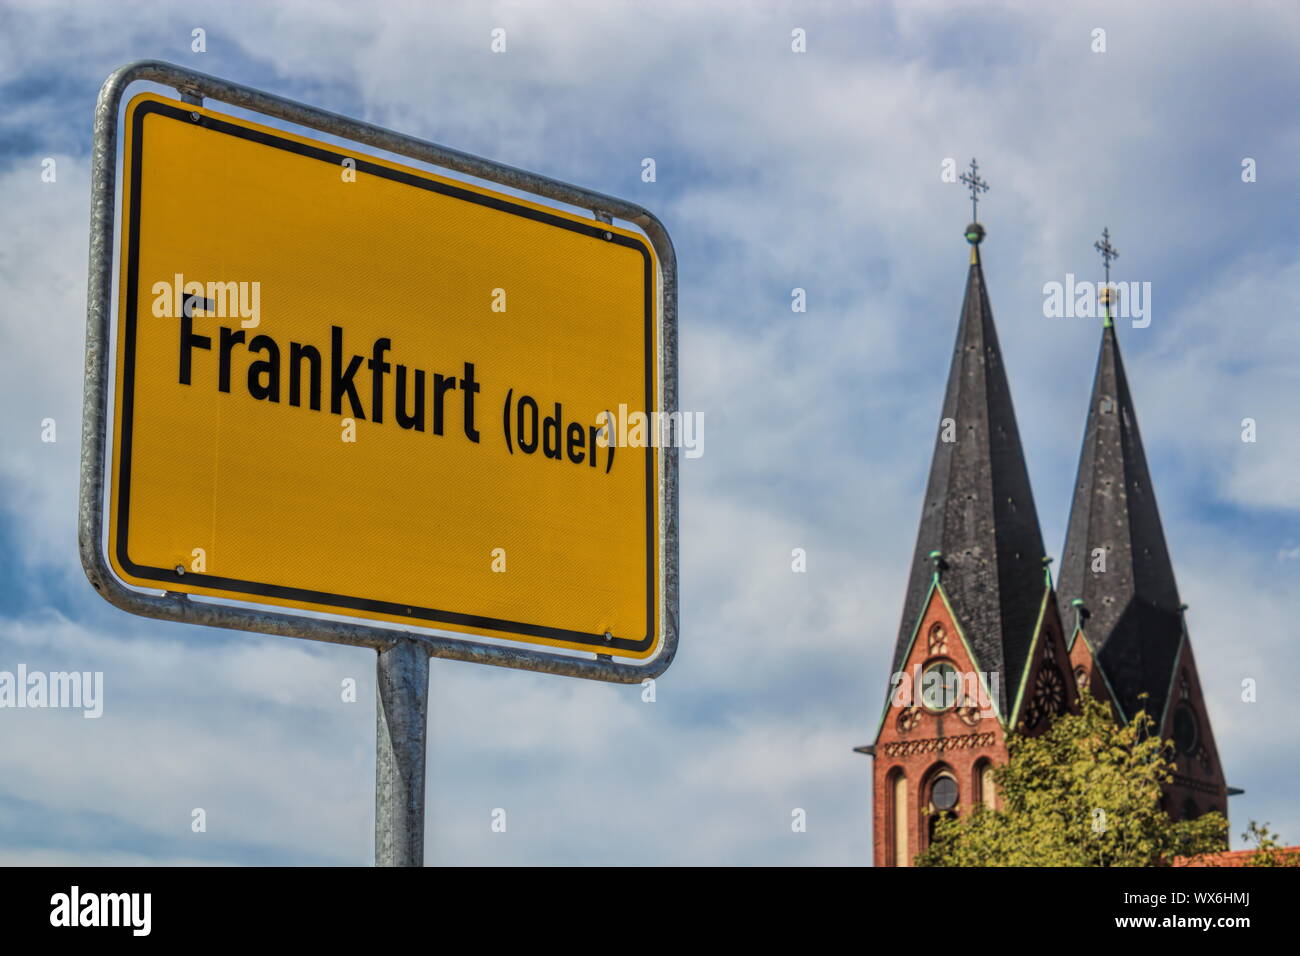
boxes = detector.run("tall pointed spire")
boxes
[1058,230,1183,723]
[891,177,1047,717]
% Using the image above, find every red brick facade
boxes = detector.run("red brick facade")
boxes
[872,602,1228,866]
[1158,640,1227,821]
[871,584,1077,865]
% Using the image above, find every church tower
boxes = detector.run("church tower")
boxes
[862,164,1077,866]
[1056,229,1228,823]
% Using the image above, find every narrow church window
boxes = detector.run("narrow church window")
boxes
[975,759,996,809]
[1173,703,1199,755]
[889,770,909,867]
[921,769,959,851]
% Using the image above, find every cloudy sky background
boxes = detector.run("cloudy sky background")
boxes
[0,0,1296,864]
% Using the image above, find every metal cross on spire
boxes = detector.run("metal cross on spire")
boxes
[1095,227,1119,327]
[1094,227,1119,284]
[959,158,990,222]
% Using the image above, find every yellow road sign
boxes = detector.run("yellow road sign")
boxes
[108,92,663,659]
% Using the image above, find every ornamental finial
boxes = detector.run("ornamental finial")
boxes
[1094,227,1119,326]
[959,158,989,223]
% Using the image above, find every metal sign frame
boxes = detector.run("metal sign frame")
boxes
[79,60,678,685]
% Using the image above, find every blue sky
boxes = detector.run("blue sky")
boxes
[0,0,1297,864]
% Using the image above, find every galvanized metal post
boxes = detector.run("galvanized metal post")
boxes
[374,639,429,866]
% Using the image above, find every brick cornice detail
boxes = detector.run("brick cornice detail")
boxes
[880,731,996,758]
[1171,773,1225,797]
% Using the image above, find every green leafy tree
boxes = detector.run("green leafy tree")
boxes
[916,692,1227,866]
[1242,821,1299,867]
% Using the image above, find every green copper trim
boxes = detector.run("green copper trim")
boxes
[933,583,1007,728]
[870,576,940,744]
[1156,619,1191,734]
[1007,584,1053,730]
[1073,625,1127,722]
[1066,598,1085,651]
[869,577,1009,745]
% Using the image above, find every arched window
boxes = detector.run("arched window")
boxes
[931,774,959,812]
[922,765,959,850]
[974,758,997,810]
[887,768,909,867]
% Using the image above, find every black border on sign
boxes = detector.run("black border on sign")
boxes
[114,98,656,655]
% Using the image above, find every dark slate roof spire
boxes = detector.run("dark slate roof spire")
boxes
[891,207,1048,718]
[1057,231,1183,723]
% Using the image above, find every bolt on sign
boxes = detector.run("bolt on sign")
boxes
[81,65,677,680]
